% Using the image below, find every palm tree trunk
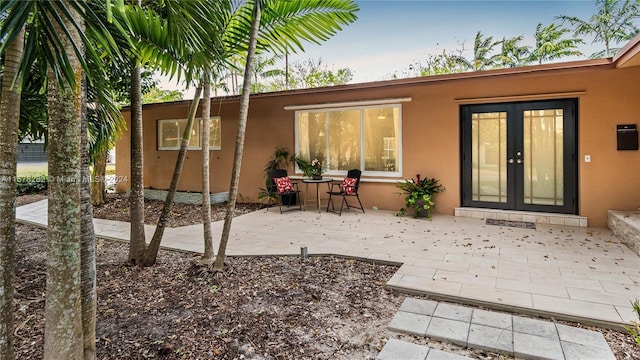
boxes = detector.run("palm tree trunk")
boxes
[90,148,107,205]
[142,86,203,266]
[0,27,24,360]
[44,9,84,358]
[80,80,96,360]
[201,82,214,261]
[214,2,262,271]
[128,62,147,264]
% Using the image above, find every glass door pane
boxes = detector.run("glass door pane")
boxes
[471,112,507,203]
[523,109,564,206]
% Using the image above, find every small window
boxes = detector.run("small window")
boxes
[158,117,221,150]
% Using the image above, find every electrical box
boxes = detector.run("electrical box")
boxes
[617,124,638,151]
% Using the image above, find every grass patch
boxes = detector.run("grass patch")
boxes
[17,163,47,177]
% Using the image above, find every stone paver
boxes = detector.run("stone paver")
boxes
[376,339,473,360]
[387,298,616,360]
[376,339,429,360]
[15,200,640,327]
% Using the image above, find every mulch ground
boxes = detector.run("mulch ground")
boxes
[12,193,640,359]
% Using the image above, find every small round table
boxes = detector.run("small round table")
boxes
[302,177,333,212]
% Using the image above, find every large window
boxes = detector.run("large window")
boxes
[295,105,401,177]
[158,118,221,150]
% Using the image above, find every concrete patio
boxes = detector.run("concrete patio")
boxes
[16,199,640,329]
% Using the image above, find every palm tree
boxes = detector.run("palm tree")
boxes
[557,0,640,58]
[468,31,503,70]
[43,5,86,357]
[530,22,583,64]
[213,0,359,270]
[214,0,263,271]
[1,1,120,357]
[0,27,24,360]
[497,35,532,68]
[201,82,214,262]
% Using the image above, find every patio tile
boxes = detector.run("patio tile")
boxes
[560,341,616,360]
[471,309,512,329]
[376,339,429,360]
[467,324,513,355]
[399,298,438,316]
[615,305,639,323]
[426,348,473,360]
[566,287,634,306]
[396,265,438,278]
[512,316,558,340]
[497,277,569,298]
[532,294,623,323]
[432,270,496,288]
[433,303,473,322]
[459,284,533,308]
[513,332,563,360]
[393,274,463,296]
[425,317,470,347]
[556,323,610,349]
[387,311,431,336]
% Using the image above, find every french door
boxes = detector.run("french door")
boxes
[461,99,578,214]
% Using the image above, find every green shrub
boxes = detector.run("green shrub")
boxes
[16,175,48,195]
[627,299,640,348]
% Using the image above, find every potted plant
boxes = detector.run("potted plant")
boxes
[294,156,323,179]
[396,174,445,219]
[259,148,297,207]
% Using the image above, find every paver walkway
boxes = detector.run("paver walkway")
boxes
[16,200,640,328]
[382,298,615,360]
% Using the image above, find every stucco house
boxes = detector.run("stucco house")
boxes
[116,34,640,228]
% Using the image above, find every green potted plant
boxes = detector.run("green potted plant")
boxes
[293,156,323,179]
[396,174,445,219]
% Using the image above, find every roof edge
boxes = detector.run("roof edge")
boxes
[613,32,640,68]
[123,58,614,111]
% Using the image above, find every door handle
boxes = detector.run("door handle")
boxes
[508,158,514,164]
[517,159,523,164]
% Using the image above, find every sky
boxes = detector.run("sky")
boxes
[159,0,620,97]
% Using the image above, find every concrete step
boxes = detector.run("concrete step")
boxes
[385,298,616,360]
[608,210,640,256]
[377,339,472,360]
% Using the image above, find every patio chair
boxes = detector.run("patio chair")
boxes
[268,169,302,213]
[326,169,364,216]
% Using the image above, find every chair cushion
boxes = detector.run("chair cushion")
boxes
[341,177,357,195]
[274,176,294,193]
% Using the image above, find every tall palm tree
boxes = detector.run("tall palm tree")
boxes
[1,1,120,357]
[557,0,640,58]
[530,22,583,64]
[201,82,214,262]
[0,27,24,360]
[214,0,263,271]
[44,5,85,357]
[213,0,359,270]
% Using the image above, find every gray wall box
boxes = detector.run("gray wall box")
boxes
[617,124,638,150]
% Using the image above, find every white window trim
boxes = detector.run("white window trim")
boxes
[294,103,403,178]
[158,117,221,151]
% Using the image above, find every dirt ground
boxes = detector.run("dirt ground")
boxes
[13,193,640,359]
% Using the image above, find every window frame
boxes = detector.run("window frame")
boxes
[294,103,403,178]
[157,117,221,151]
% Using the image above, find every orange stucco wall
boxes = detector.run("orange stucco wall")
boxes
[116,62,640,227]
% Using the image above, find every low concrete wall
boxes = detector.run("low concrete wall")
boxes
[608,210,640,256]
[144,189,229,205]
